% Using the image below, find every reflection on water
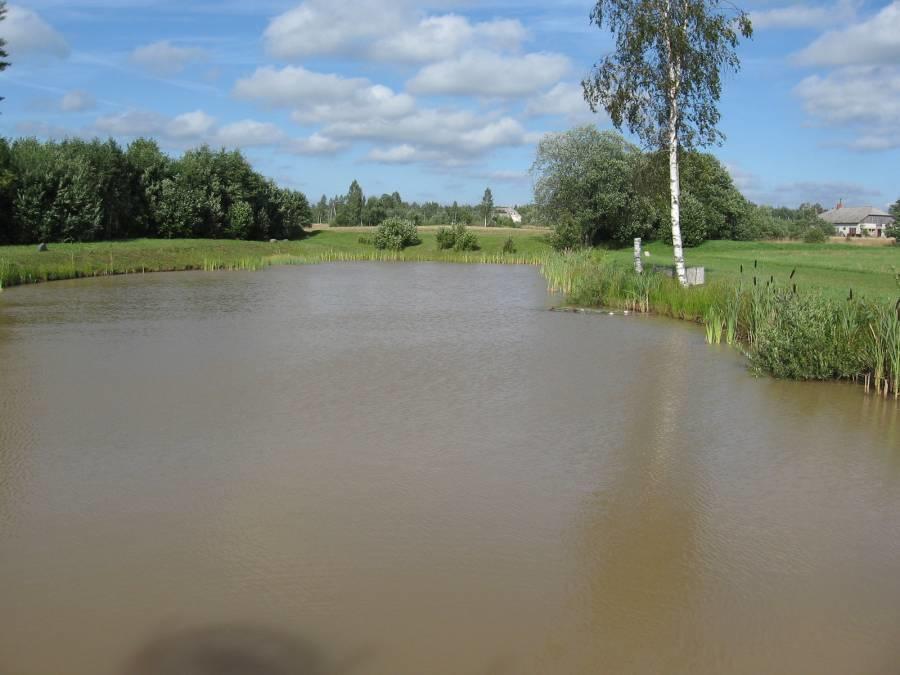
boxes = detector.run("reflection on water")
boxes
[1,264,899,675]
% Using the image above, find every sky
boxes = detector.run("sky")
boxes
[0,0,898,209]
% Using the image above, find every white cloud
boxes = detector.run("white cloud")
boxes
[167,110,217,139]
[750,0,857,30]
[264,0,406,59]
[4,5,69,59]
[288,133,347,155]
[365,144,421,164]
[408,50,570,98]
[130,40,206,75]
[526,82,597,123]
[60,90,96,112]
[372,15,526,63]
[264,1,527,64]
[794,1,900,66]
[94,109,167,136]
[92,108,335,154]
[234,66,415,124]
[794,65,900,150]
[214,119,285,147]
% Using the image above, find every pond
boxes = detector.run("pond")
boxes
[1,263,899,675]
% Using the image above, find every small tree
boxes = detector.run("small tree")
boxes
[480,187,494,227]
[583,0,752,284]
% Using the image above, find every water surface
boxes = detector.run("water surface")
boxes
[1,263,899,675]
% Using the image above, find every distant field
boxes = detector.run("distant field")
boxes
[1,232,897,301]
[609,239,900,301]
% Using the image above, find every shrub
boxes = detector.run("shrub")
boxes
[549,216,583,250]
[435,226,455,250]
[885,224,899,242]
[502,236,517,254]
[357,235,373,245]
[453,227,479,251]
[435,223,479,251]
[803,227,827,243]
[373,217,420,250]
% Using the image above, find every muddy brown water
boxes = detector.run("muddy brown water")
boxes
[1,263,899,675]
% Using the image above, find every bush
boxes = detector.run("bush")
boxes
[434,223,479,251]
[435,226,455,250]
[357,235,373,245]
[373,217,419,250]
[803,227,827,243]
[550,216,583,250]
[453,228,479,251]
[502,236,516,254]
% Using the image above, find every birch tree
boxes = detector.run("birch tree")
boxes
[582,0,751,285]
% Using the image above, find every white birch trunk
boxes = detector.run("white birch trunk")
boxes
[665,0,688,287]
[633,237,643,274]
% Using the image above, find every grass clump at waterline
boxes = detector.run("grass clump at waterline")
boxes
[0,229,553,290]
[541,249,900,398]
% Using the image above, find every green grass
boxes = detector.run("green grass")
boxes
[611,239,900,302]
[0,228,553,289]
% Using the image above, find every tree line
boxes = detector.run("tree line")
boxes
[0,137,312,245]
[314,182,521,228]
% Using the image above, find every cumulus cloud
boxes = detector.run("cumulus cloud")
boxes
[215,119,285,147]
[264,0,406,59]
[92,108,333,153]
[751,0,857,30]
[130,40,206,75]
[794,1,900,66]
[795,66,900,150]
[408,50,570,98]
[234,66,415,123]
[167,110,217,139]
[287,133,347,155]
[263,0,528,64]
[372,15,526,63]
[4,5,69,60]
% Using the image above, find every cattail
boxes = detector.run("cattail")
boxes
[789,268,796,279]
[754,259,758,269]
[753,276,757,286]
[740,264,743,274]
[848,288,853,301]
[792,283,797,294]
[770,275,774,284]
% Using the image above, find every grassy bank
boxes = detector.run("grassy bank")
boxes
[0,228,552,289]
[542,250,900,398]
[611,239,900,301]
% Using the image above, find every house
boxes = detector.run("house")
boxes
[494,206,523,224]
[819,203,895,238]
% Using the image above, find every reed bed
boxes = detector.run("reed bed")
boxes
[541,250,900,398]
[0,244,546,290]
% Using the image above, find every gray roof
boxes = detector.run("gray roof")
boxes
[819,206,893,225]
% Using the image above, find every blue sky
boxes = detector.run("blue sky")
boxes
[1,0,898,208]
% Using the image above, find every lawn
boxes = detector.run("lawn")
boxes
[609,239,900,302]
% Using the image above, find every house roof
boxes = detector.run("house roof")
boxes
[819,206,893,225]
